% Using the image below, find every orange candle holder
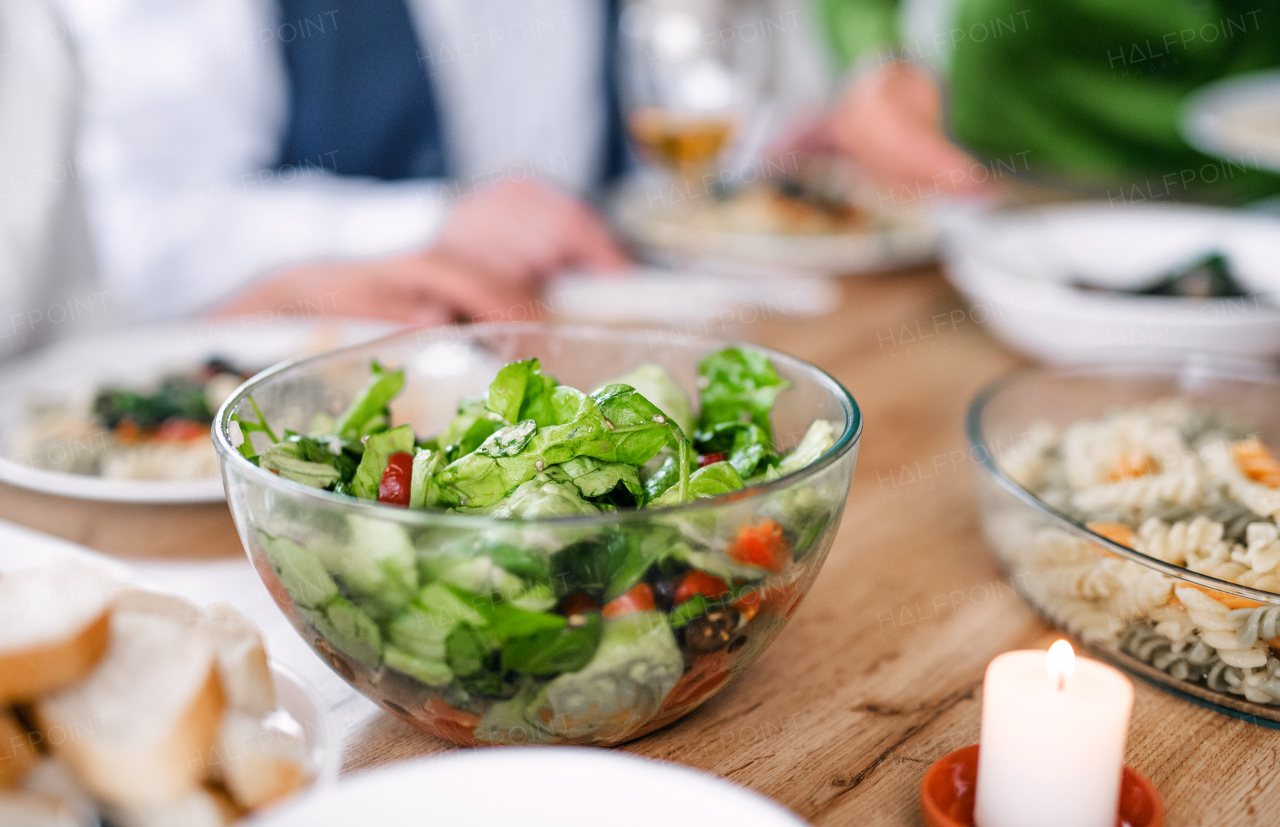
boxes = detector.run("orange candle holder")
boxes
[920,745,1164,827]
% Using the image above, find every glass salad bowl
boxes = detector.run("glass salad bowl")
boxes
[969,362,1280,725]
[214,324,860,746]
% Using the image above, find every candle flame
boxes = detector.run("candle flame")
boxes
[1046,640,1076,691]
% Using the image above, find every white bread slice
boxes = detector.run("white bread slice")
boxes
[114,592,276,716]
[100,785,240,827]
[202,604,276,717]
[0,709,37,788]
[0,565,116,702]
[112,589,204,627]
[211,711,311,810]
[35,612,225,807]
[0,791,88,827]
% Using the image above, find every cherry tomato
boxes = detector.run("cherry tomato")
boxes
[697,452,728,468]
[674,570,729,605]
[602,583,656,619]
[727,519,790,572]
[378,451,414,507]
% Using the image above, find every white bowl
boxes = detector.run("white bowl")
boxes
[941,202,1280,364]
[249,748,806,827]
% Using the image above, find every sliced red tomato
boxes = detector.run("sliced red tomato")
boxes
[378,451,414,507]
[154,418,209,442]
[674,570,729,605]
[727,519,790,572]
[602,583,656,619]
[697,452,728,468]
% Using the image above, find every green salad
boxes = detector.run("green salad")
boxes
[234,348,841,744]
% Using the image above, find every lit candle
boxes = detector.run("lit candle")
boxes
[974,641,1133,827]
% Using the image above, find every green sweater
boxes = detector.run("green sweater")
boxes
[818,0,1280,203]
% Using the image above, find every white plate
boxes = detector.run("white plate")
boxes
[1184,70,1280,172]
[0,319,397,503]
[612,179,938,277]
[941,202,1280,364]
[250,748,807,827]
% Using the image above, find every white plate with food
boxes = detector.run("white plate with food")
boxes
[1183,70,1280,172]
[0,549,335,826]
[250,747,806,827]
[612,173,938,277]
[941,202,1280,364]
[0,319,396,503]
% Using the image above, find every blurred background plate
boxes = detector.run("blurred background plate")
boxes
[1184,70,1280,172]
[941,202,1280,364]
[612,177,939,277]
[250,748,808,827]
[0,319,397,503]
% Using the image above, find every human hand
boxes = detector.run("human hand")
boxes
[212,249,536,326]
[798,62,992,198]
[433,180,629,285]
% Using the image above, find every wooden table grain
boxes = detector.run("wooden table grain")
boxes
[5,268,1277,827]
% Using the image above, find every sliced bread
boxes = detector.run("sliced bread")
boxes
[209,711,311,810]
[202,604,276,716]
[112,589,204,627]
[35,612,225,806]
[113,592,276,716]
[0,565,116,702]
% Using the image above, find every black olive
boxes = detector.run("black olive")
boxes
[649,577,679,612]
[727,635,748,654]
[684,609,739,654]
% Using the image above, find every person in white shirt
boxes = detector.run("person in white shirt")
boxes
[0,0,105,361]
[55,0,629,325]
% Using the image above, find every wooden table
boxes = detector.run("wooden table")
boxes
[4,268,1276,826]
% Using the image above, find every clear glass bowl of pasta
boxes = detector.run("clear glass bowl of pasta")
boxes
[214,324,861,746]
[968,362,1280,724]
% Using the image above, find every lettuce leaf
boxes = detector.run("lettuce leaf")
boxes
[334,362,404,440]
[694,348,789,452]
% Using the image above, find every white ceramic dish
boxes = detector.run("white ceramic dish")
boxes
[250,748,807,827]
[0,319,396,503]
[941,202,1280,364]
[612,178,938,277]
[1184,70,1280,172]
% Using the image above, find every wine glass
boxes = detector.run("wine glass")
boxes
[619,0,773,189]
